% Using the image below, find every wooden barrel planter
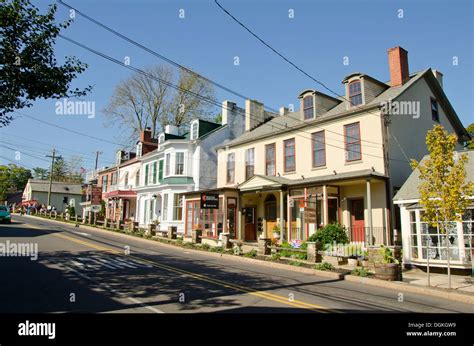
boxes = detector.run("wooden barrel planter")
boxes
[374,263,399,281]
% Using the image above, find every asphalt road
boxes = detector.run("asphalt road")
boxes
[1,215,472,314]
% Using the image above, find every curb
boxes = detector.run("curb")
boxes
[22,215,343,280]
[344,273,474,304]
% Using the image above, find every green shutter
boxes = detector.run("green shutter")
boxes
[158,160,164,183]
[153,161,157,184]
[145,164,149,186]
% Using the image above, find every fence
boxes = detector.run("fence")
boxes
[346,226,389,246]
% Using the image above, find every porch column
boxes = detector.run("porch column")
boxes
[366,179,373,245]
[237,208,242,240]
[280,190,285,242]
[223,196,228,233]
[322,185,328,225]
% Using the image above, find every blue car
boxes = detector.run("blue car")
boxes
[0,205,12,223]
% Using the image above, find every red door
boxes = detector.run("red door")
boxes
[244,207,256,241]
[350,199,365,242]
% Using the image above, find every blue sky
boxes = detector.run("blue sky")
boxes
[1,0,473,172]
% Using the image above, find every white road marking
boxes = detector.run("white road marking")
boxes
[64,265,164,313]
[72,231,91,236]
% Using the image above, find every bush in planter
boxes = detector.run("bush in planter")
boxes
[314,262,335,271]
[244,249,257,258]
[308,223,349,250]
[279,241,307,260]
[374,245,400,281]
[351,267,369,277]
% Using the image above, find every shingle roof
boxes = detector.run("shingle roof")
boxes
[393,150,474,201]
[26,179,83,195]
[222,70,429,148]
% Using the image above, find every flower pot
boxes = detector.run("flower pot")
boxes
[374,263,399,281]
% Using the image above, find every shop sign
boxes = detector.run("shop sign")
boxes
[201,193,219,209]
[304,207,316,223]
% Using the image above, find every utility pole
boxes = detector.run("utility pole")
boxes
[46,149,62,208]
[94,151,102,170]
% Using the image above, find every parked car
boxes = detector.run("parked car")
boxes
[0,205,12,224]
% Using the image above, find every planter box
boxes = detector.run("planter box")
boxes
[183,236,193,243]
[322,255,348,266]
[201,237,220,248]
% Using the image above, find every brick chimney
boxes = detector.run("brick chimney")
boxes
[139,127,152,143]
[388,46,409,87]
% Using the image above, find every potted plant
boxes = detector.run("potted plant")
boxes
[347,255,358,268]
[374,245,400,281]
[360,250,369,267]
[272,224,281,239]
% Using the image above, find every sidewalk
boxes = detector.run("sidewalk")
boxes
[402,268,474,294]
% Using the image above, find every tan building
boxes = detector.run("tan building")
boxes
[193,46,469,246]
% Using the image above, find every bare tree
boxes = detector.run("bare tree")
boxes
[103,66,216,145]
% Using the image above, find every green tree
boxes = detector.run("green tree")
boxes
[51,157,69,181]
[465,123,474,149]
[0,164,32,200]
[411,125,473,288]
[0,0,91,126]
[32,167,48,180]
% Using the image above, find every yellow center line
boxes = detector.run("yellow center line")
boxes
[25,222,337,313]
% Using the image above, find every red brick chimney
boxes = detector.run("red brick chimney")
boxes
[388,46,409,87]
[139,127,152,143]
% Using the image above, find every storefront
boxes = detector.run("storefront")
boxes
[181,188,239,239]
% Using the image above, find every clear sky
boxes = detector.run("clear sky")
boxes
[1,0,473,172]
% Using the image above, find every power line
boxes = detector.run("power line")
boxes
[0,155,35,170]
[60,34,408,163]
[57,0,384,148]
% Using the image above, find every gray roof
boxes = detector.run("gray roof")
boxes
[393,150,474,201]
[221,69,440,148]
[26,179,83,195]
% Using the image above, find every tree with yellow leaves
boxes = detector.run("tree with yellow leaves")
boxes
[411,125,473,288]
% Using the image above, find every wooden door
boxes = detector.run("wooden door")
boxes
[351,198,365,242]
[244,207,256,241]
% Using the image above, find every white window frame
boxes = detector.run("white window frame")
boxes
[137,142,143,157]
[175,152,185,175]
[162,193,169,221]
[191,121,199,140]
[165,153,171,177]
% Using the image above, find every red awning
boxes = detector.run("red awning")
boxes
[103,190,137,199]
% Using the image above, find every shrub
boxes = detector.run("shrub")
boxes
[270,253,281,261]
[210,246,224,253]
[289,261,303,266]
[279,241,307,260]
[201,243,211,251]
[351,267,369,277]
[308,224,349,249]
[176,238,183,245]
[244,249,257,258]
[314,262,335,271]
[378,245,399,264]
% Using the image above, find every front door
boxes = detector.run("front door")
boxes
[244,207,256,241]
[350,198,365,242]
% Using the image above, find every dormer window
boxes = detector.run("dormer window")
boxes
[191,121,198,140]
[158,134,165,144]
[136,142,143,157]
[303,96,314,120]
[349,81,362,106]
[116,151,122,164]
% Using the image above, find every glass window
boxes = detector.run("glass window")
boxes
[245,148,255,180]
[409,211,419,259]
[431,98,439,122]
[124,172,129,187]
[303,95,314,120]
[175,152,184,175]
[349,81,362,106]
[344,122,361,161]
[158,160,164,182]
[312,131,326,167]
[144,164,149,186]
[420,211,459,261]
[173,194,183,221]
[136,142,143,157]
[152,162,157,184]
[265,143,276,176]
[165,153,171,176]
[284,138,295,172]
[135,170,140,187]
[191,122,198,140]
[462,209,473,262]
[227,153,235,183]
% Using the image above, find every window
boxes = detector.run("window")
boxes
[111,172,117,185]
[162,194,168,221]
[158,160,164,182]
[349,81,362,106]
[462,209,473,262]
[312,131,326,167]
[191,122,198,140]
[135,170,140,186]
[136,142,143,157]
[303,96,314,120]
[227,153,235,184]
[152,161,157,184]
[124,172,129,187]
[431,98,439,122]
[265,143,276,176]
[158,134,165,144]
[173,194,183,220]
[245,148,255,180]
[409,211,419,259]
[102,175,108,192]
[344,122,362,161]
[420,212,459,261]
[284,138,295,172]
[144,164,149,186]
[165,153,171,176]
[175,152,184,175]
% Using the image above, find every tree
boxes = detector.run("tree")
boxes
[103,66,216,145]
[0,164,32,200]
[32,167,48,180]
[411,125,473,288]
[465,123,474,149]
[51,156,69,181]
[0,0,91,126]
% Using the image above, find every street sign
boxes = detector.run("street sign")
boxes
[91,205,101,213]
[201,193,219,209]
